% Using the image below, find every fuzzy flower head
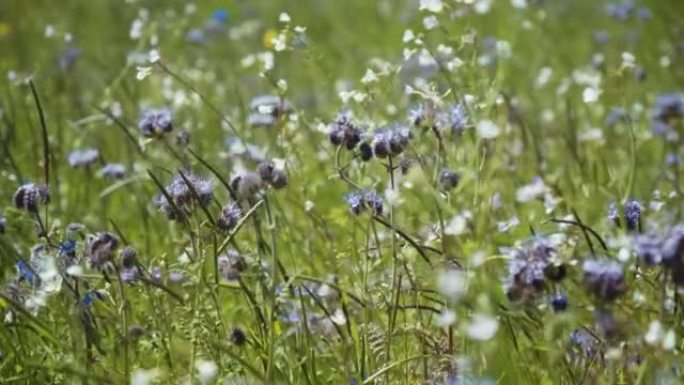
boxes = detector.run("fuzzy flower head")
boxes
[13,183,50,212]
[217,202,242,231]
[100,163,126,179]
[582,259,626,301]
[217,249,246,282]
[504,237,564,302]
[651,93,684,138]
[84,232,120,270]
[257,161,288,189]
[344,190,383,216]
[436,103,469,135]
[328,112,363,150]
[370,124,412,158]
[68,148,100,168]
[154,172,213,220]
[138,108,173,137]
[624,199,642,231]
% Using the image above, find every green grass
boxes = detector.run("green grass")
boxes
[1,0,684,384]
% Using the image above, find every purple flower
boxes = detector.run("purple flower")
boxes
[13,183,50,212]
[344,190,383,216]
[138,108,173,137]
[504,237,563,302]
[624,199,641,231]
[218,249,246,282]
[217,202,242,231]
[605,108,628,126]
[329,112,363,150]
[85,232,120,270]
[633,233,662,265]
[100,163,126,179]
[582,259,626,301]
[154,172,214,220]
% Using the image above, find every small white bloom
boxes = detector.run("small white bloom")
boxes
[423,16,439,30]
[294,26,307,33]
[403,29,415,43]
[330,308,347,325]
[279,12,291,23]
[467,314,498,340]
[384,188,402,207]
[148,49,160,64]
[436,309,457,326]
[474,0,493,14]
[511,0,527,8]
[130,19,144,40]
[45,25,55,38]
[131,369,160,385]
[582,87,601,103]
[361,69,378,84]
[577,128,604,142]
[621,52,636,68]
[304,200,315,212]
[516,178,547,202]
[195,360,218,385]
[437,269,467,300]
[277,79,288,91]
[419,0,443,13]
[663,329,676,351]
[136,66,152,81]
[645,320,662,345]
[535,67,553,88]
[273,33,287,51]
[445,215,468,236]
[476,120,500,139]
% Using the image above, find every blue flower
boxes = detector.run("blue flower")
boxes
[59,240,77,257]
[212,8,229,23]
[16,261,36,284]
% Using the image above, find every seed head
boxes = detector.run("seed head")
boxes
[119,246,138,268]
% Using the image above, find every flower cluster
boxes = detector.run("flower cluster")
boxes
[328,112,362,150]
[651,93,684,138]
[503,237,566,303]
[581,259,626,301]
[361,124,412,160]
[607,199,642,231]
[633,224,684,284]
[153,171,213,220]
[344,190,383,216]
[138,108,173,137]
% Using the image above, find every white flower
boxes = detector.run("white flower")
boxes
[130,19,144,40]
[663,329,676,351]
[436,309,457,327]
[273,33,287,51]
[419,0,443,13]
[511,0,527,8]
[423,16,439,30]
[467,314,498,340]
[621,52,636,68]
[149,49,160,64]
[195,360,218,385]
[645,320,662,345]
[384,188,402,207]
[131,369,160,385]
[516,178,547,202]
[277,79,288,92]
[535,67,553,88]
[474,0,493,14]
[136,66,152,81]
[304,200,315,212]
[437,269,467,300]
[403,29,415,43]
[279,12,291,23]
[361,69,378,84]
[582,87,601,103]
[45,25,55,38]
[476,120,500,139]
[445,215,468,236]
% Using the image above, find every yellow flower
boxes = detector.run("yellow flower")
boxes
[263,28,278,49]
[0,22,12,38]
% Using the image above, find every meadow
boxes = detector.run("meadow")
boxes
[1,0,684,383]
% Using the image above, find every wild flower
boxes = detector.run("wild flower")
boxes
[84,232,120,270]
[175,129,190,147]
[217,249,246,282]
[551,292,568,312]
[0,215,5,233]
[624,199,642,231]
[257,161,288,189]
[370,124,411,158]
[100,163,126,179]
[13,183,50,212]
[503,237,564,302]
[329,112,363,150]
[68,148,100,168]
[217,202,242,231]
[230,171,263,201]
[582,259,626,301]
[633,233,663,265]
[344,190,383,216]
[651,93,684,137]
[439,169,460,191]
[138,108,173,137]
[154,172,214,220]
[437,103,469,134]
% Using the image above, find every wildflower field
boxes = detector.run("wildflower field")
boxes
[1,0,684,383]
